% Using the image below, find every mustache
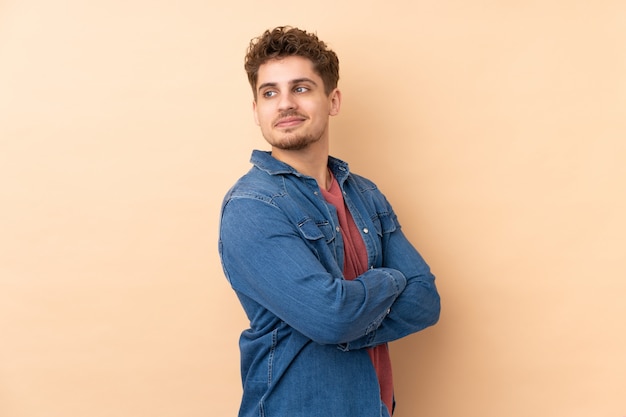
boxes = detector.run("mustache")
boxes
[274,110,307,123]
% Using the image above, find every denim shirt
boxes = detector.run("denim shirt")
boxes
[219,150,440,417]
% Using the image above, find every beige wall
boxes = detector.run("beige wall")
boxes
[1,1,625,416]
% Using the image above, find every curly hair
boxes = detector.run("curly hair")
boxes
[244,26,340,100]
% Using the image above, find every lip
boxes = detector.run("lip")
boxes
[274,116,306,128]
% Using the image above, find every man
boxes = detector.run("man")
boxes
[218,26,440,417]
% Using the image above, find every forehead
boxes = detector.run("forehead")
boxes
[257,56,321,87]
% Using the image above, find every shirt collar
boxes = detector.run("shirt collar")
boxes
[250,150,351,183]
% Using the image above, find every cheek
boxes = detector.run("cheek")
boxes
[253,101,275,125]
[254,106,272,127]
[256,110,270,127]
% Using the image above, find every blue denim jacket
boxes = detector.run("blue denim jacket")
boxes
[219,150,440,417]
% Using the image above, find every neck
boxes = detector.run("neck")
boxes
[271,140,331,190]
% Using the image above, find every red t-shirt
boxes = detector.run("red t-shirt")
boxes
[321,172,394,415]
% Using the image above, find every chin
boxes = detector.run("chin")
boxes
[269,134,319,151]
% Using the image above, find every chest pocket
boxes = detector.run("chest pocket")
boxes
[298,218,336,243]
[371,211,398,237]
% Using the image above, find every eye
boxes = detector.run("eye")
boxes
[262,90,277,98]
[294,86,309,94]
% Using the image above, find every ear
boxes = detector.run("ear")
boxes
[329,89,342,116]
[252,100,260,126]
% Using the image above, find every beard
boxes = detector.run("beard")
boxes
[263,110,325,151]
[268,131,320,151]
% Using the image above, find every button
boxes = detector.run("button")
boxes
[363,228,369,234]
[336,226,341,232]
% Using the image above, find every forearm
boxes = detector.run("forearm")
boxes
[339,227,441,350]
[338,276,440,350]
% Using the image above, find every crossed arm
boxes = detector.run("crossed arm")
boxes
[219,196,440,347]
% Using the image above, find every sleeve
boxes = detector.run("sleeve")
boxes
[218,195,409,345]
[339,205,440,350]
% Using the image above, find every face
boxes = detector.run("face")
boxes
[253,56,341,151]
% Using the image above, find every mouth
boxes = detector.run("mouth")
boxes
[274,116,306,129]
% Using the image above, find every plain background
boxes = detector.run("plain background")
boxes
[1,1,625,416]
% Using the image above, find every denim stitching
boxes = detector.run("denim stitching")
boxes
[267,328,278,386]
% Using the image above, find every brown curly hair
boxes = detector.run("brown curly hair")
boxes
[244,26,340,101]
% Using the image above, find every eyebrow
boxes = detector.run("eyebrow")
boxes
[258,77,318,92]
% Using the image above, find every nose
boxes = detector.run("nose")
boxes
[278,92,296,111]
